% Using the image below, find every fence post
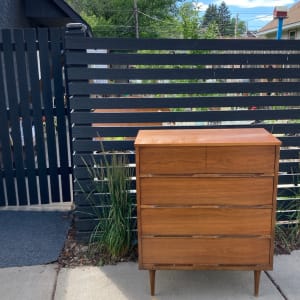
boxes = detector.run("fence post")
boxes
[64,23,89,208]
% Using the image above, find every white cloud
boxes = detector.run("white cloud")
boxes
[192,2,209,11]
[215,0,295,8]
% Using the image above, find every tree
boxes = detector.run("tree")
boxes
[202,2,246,38]
[203,22,220,39]
[66,0,183,38]
[202,4,218,29]
[178,2,200,39]
[217,1,231,36]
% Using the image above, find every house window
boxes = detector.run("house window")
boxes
[289,31,296,40]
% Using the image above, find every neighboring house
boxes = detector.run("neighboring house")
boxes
[257,1,300,39]
[0,0,91,34]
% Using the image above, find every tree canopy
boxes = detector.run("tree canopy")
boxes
[178,2,200,39]
[202,1,245,37]
[67,0,183,38]
[202,4,219,32]
[218,1,231,36]
[67,0,246,38]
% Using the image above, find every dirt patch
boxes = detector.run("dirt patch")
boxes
[58,220,137,267]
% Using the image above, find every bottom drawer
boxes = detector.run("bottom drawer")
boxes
[141,237,270,266]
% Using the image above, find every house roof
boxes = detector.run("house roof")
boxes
[258,1,300,35]
[25,0,92,35]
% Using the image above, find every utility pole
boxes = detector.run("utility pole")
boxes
[234,13,239,39]
[133,0,139,38]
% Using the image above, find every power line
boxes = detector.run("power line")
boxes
[138,10,173,24]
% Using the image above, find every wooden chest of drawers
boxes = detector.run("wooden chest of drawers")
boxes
[135,128,281,296]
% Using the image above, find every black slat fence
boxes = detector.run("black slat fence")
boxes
[66,31,300,241]
[0,28,72,206]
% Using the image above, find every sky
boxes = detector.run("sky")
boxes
[191,0,297,31]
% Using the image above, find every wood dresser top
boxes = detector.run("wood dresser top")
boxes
[135,128,281,147]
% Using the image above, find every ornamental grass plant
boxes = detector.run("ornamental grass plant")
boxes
[80,147,133,261]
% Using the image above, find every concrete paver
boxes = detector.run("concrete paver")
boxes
[2,252,300,300]
[0,264,58,300]
[54,262,283,300]
[268,250,300,300]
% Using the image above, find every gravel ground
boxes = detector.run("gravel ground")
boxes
[58,220,138,267]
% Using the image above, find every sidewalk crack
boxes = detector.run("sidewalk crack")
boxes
[51,264,61,300]
[264,271,288,300]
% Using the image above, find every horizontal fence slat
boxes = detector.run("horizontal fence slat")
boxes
[279,162,300,173]
[278,188,300,197]
[72,124,300,138]
[73,140,134,152]
[74,192,137,204]
[73,153,136,165]
[279,149,300,160]
[74,205,137,219]
[72,137,300,152]
[74,166,136,180]
[65,37,300,51]
[66,53,300,66]
[70,96,300,110]
[67,67,300,80]
[278,174,300,185]
[71,109,300,124]
[68,82,300,95]
[278,136,300,147]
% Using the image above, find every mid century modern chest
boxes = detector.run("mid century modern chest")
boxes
[135,128,281,296]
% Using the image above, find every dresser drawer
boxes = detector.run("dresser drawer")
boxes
[139,177,274,206]
[142,237,270,265]
[138,147,206,175]
[141,207,272,236]
[207,146,275,174]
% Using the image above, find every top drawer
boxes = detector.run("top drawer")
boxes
[138,146,206,175]
[207,146,275,174]
[138,145,276,175]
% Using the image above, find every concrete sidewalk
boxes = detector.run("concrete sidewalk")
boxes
[0,251,299,300]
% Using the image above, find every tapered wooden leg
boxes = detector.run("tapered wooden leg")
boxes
[254,270,261,297]
[149,270,156,296]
